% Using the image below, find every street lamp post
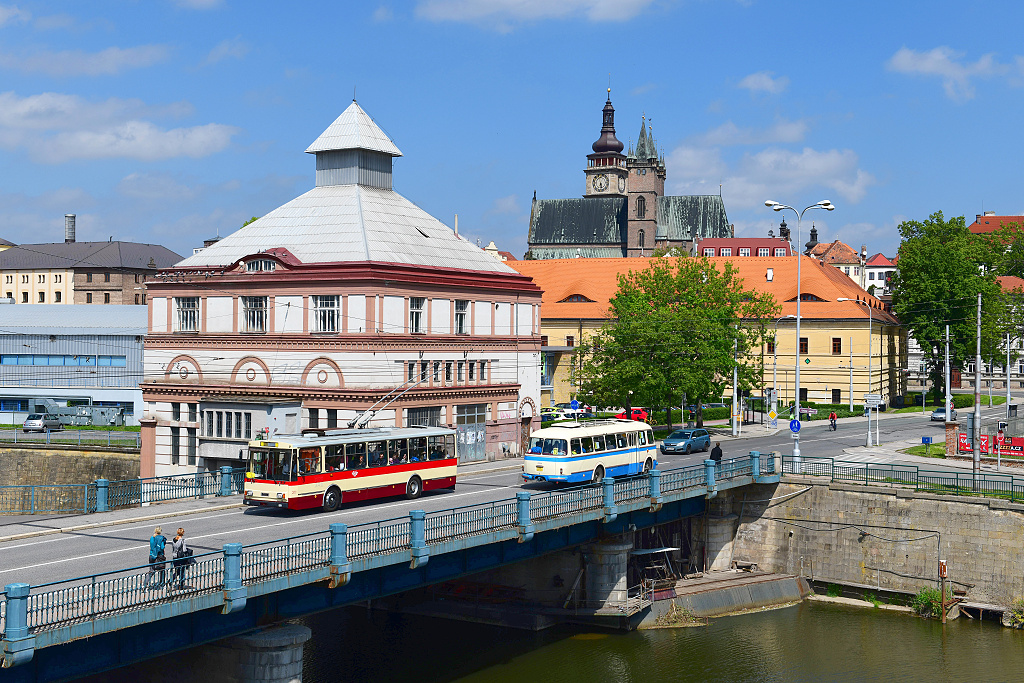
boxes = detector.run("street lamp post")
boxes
[838,296,874,447]
[765,199,836,466]
[773,315,797,416]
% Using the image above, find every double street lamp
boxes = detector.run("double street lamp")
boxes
[764,199,835,463]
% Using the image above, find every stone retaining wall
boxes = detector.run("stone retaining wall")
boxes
[721,479,1024,608]
[0,445,139,487]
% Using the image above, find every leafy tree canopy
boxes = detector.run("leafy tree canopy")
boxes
[575,257,779,425]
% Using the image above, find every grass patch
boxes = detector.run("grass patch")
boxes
[826,583,843,598]
[1006,598,1024,628]
[901,444,945,458]
[864,592,881,608]
[653,602,707,627]
[911,586,952,618]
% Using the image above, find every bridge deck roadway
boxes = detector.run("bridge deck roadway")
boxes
[0,407,1006,592]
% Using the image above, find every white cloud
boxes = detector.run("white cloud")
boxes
[0,4,29,26]
[204,36,248,65]
[415,0,655,28]
[0,45,170,76]
[887,46,1005,102]
[373,5,394,21]
[695,119,808,146]
[738,71,789,94]
[668,144,876,208]
[0,91,237,163]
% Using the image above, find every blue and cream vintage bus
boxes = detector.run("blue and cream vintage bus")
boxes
[522,419,657,484]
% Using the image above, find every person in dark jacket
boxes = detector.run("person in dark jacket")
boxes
[171,527,191,590]
[144,526,167,590]
[710,443,723,462]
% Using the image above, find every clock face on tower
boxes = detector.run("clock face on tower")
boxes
[618,177,626,193]
[593,174,609,192]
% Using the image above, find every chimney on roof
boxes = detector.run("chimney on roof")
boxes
[985,211,996,216]
[64,214,75,243]
[454,214,458,237]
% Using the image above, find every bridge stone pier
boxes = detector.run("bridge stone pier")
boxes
[197,625,311,683]
[584,536,633,606]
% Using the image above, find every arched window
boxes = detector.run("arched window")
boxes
[637,196,646,218]
[638,230,645,249]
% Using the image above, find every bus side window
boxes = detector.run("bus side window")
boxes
[581,437,594,453]
[445,434,455,458]
[389,439,409,465]
[410,437,427,462]
[345,443,367,470]
[617,433,628,449]
[638,431,648,446]
[325,445,345,472]
[628,432,637,447]
[571,438,582,455]
[428,435,447,460]
[367,441,387,467]
[299,447,321,476]
[592,435,605,451]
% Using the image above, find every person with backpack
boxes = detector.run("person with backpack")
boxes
[144,527,167,590]
[828,410,838,432]
[171,527,194,590]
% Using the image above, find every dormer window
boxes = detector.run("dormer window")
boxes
[558,294,596,303]
[246,259,276,273]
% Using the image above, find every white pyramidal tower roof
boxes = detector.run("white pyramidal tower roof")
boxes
[305,100,403,156]
[174,102,515,274]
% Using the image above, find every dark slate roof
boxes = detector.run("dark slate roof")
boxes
[0,238,14,247]
[0,241,183,270]
[656,195,730,241]
[529,246,626,259]
[529,197,627,246]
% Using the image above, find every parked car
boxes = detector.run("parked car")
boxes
[661,428,711,455]
[23,413,62,432]
[615,408,649,421]
[930,407,957,422]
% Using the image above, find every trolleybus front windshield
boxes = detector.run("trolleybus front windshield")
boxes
[249,448,295,482]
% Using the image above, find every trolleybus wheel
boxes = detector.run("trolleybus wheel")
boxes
[406,475,423,500]
[591,466,605,485]
[322,487,341,512]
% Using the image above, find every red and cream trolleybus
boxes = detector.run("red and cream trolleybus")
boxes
[243,426,457,512]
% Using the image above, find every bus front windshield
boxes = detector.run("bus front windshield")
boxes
[528,437,568,456]
[249,448,295,482]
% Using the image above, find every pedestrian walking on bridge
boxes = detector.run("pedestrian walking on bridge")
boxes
[144,527,167,590]
[171,527,194,590]
[710,442,723,462]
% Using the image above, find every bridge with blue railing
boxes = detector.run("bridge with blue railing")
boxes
[0,453,778,682]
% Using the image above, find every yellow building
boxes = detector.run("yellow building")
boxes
[510,256,906,409]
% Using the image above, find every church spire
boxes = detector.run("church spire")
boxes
[591,88,624,154]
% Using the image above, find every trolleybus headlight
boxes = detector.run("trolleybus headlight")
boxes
[276,492,285,499]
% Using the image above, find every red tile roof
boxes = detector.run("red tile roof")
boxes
[968,214,1024,235]
[865,253,895,267]
[810,240,861,264]
[508,256,897,324]
[998,276,1024,292]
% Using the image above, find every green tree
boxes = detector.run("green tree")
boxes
[575,258,779,427]
[242,216,260,227]
[890,211,1009,386]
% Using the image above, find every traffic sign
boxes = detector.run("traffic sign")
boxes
[768,409,778,420]
[998,430,1005,446]
[768,418,778,429]
[863,394,881,402]
[570,399,579,410]
[790,419,801,433]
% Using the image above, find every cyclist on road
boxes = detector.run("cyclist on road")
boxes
[828,410,838,431]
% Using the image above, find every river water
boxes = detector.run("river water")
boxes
[300,601,1024,683]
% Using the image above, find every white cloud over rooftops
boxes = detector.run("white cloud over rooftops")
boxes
[0,91,238,162]
[0,4,30,26]
[415,0,655,28]
[0,45,171,76]
[737,71,789,94]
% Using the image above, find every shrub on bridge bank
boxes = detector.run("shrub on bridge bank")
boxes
[911,586,953,618]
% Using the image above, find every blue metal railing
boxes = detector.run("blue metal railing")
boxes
[0,451,775,656]
[0,468,246,516]
[782,456,1024,501]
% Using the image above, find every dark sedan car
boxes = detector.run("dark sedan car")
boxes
[660,428,711,455]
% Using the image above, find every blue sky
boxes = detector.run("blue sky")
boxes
[1,0,1023,261]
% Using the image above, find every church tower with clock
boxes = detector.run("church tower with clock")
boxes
[584,89,628,198]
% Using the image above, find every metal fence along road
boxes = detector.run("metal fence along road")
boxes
[0,467,246,515]
[0,454,776,664]
[783,456,1024,501]
[0,430,141,448]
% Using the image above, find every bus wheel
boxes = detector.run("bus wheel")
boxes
[591,466,605,485]
[406,476,423,500]
[322,487,341,512]
[643,458,653,474]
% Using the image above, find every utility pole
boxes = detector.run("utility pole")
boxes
[732,336,739,437]
[974,292,982,475]
[1007,333,1012,422]
[849,337,853,412]
[945,325,951,419]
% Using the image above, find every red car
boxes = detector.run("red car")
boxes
[616,408,648,421]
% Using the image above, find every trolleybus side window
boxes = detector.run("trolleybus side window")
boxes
[367,441,387,468]
[571,438,582,455]
[428,435,451,460]
[592,435,605,451]
[298,447,321,476]
[410,437,427,462]
[638,431,648,446]
[345,443,366,470]
[325,445,345,472]
[581,436,593,453]
[616,433,628,449]
[388,439,409,465]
